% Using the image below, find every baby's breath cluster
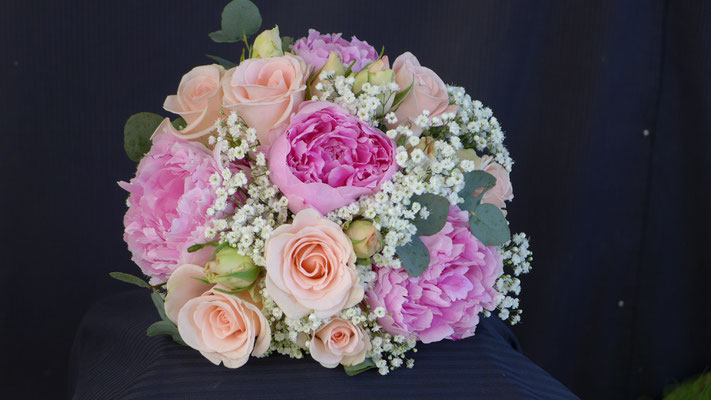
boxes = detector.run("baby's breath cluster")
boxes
[315,71,399,125]
[488,232,533,325]
[205,112,289,266]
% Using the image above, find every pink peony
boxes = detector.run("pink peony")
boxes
[366,205,503,343]
[119,120,222,283]
[293,29,378,73]
[268,101,397,215]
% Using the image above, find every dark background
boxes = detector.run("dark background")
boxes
[2,0,709,398]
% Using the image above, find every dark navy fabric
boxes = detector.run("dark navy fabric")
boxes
[2,0,710,399]
[68,290,577,400]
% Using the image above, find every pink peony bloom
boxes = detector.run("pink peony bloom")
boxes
[293,29,378,73]
[119,120,223,283]
[367,205,503,343]
[269,101,397,215]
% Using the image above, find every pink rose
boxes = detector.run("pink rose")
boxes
[392,52,458,135]
[293,29,378,73]
[119,120,223,283]
[264,208,363,319]
[163,64,225,140]
[480,156,514,210]
[310,318,371,368]
[269,101,397,215]
[367,206,503,343]
[222,54,308,146]
[165,264,271,369]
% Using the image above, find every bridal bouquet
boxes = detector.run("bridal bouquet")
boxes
[113,0,532,375]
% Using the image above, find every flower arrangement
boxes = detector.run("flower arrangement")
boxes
[112,0,532,376]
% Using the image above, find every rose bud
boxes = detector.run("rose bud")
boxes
[252,25,283,59]
[345,220,382,259]
[205,247,260,290]
[310,51,347,98]
[352,56,394,93]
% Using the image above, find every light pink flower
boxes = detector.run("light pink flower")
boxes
[268,101,397,215]
[391,52,458,136]
[222,54,308,146]
[480,156,514,210]
[163,64,225,140]
[119,120,222,283]
[310,318,371,368]
[166,265,270,369]
[264,208,362,319]
[367,206,503,343]
[293,29,378,73]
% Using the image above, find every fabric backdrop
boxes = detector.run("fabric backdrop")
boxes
[1,0,709,398]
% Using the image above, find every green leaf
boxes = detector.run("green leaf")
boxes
[220,268,261,281]
[343,59,358,77]
[396,236,431,277]
[459,170,497,212]
[379,45,385,59]
[411,193,449,236]
[146,320,185,346]
[468,203,511,246]
[281,35,295,51]
[356,257,372,266]
[150,290,168,321]
[211,242,230,261]
[109,272,149,288]
[187,241,219,253]
[214,286,251,295]
[390,75,414,111]
[344,358,377,376]
[171,116,186,130]
[209,0,262,43]
[123,112,163,162]
[205,54,237,69]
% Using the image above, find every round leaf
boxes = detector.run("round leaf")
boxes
[411,193,449,236]
[209,0,262,43]
[396,235,431,277]
[123,112,163,162]
[468,203,511,246]
[459,170,496,212]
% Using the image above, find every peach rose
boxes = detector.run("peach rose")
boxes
[264,208,363,319]
[164,264,270,369]
[480,156,514,210]
[392,52,457,135]
[310,318,371,368]
[222,54,308,146]
[163,65,225,140]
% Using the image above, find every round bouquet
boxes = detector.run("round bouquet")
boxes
[113,0,532,376]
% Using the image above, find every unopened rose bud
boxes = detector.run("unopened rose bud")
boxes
[310,51,347,98]
[252,25,283,59]
[411,136,437,159]
[352,56,394,93]
[205,247,260,290]
[345,220,382,259]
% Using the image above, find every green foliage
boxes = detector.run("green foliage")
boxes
[459,170,496,212]
[390,76,414,111]
[663,372,711,400]
[343,358,376,376]
[410,193,449,236]
[396,235,431,277]
[219,267,261,281]
[209,0,262,43]
[123,112,163,162]
[281,36,295,51]
[147,321,185,346]
[171,116,187,130]
[109,272,149,288]
[187,241,219,253]
[468,203,510,246]
[205,54,237,69]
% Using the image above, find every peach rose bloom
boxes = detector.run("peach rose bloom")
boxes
[310,318,371,368]
[163,64,225,140]
[222,54,308,146]
[264,208,363,319]
[392,52,458,135]
[480,156,514,210]
[164,264,271,369]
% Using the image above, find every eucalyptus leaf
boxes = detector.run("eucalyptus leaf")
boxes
[146,320,186,346]
[209,0,262,43]
[171,116,187,130]
[344,358,376,376]
[459,170,497,212]
[123,112,163,162]
[205,54,237,69]
[468,203,511,246]
[390,75,414,111]
[150,290,168,321]
[396,235,431,277]
[411,193,449,236]
[109,272,149,288]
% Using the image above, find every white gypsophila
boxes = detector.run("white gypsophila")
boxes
[317,71,399,125]
[491,232,533,325]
